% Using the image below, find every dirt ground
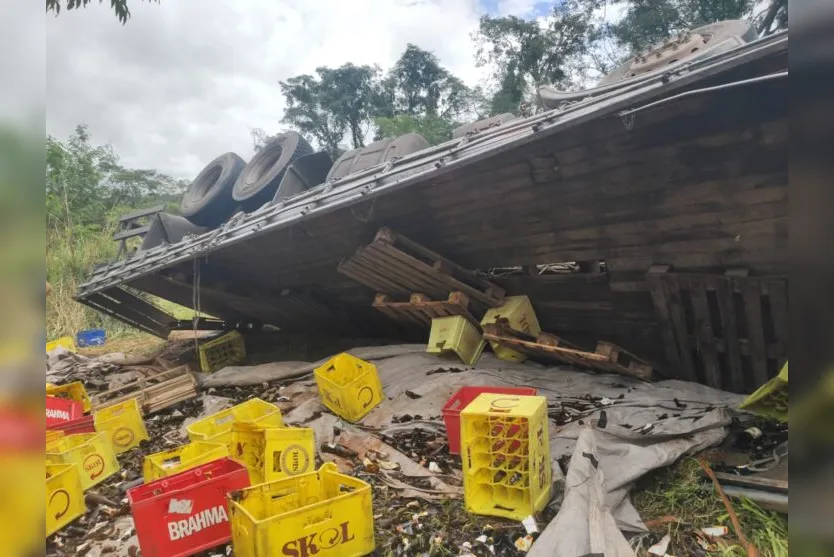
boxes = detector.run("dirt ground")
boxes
[49,332,788,557]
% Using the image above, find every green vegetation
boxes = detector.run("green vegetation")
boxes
[632,457,788,556]
[46,125,187,341]
[45,0,160,24]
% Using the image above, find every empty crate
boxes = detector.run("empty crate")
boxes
[198,331,246,373]
[229,462,374,557]
[186,398,283,448]
[231,422,316,484]
[93,398,150,454]
[460,393,551,520]
[46,432,119,490]
[128,458,250,557]
[314,353,384,423]
[427,315,486,365]
[442,386,538,454]
[143,441,230,483]
[480,296,541,362]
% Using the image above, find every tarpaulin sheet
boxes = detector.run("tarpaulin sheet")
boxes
[205,347,746,556]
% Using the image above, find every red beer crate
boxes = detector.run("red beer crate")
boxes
[47,415,96,435]
[442,386,537,454]
[46,397,84,428]
[127,458,249,557]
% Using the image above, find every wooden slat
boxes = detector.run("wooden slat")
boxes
[686,276,722,389]
[646,267,684,377]
[739,278,770,385]
[710,275,746,393]
[766,279,789,351]
[377,227,506,300]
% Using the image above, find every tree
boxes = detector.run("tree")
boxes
[610,0,754,53]
[374,114,453,146]
[473,0,603,115]
[45,0,160,24]
[279,64,380,158]
[385,44,465,118]
[47,124,183,236]
[755,0,787,36]
[372,44,481,142]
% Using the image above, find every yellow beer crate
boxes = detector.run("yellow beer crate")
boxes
[186,398,283,448]
[142,440,230,483]
[46,336,76,354]
[93,398,149,454]
[46,430,65,445]
[480,295,541,362]
[46,381,92,413]
[199,330,246,373]
[231,422,316,484]
[427,315,486,365]
[46,432,119,490]
[460,393,551,520]
[314,353,384,423]
[229,462,374,557]
[46,463,86,537]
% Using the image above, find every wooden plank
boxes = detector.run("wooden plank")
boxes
[371,241,501,308]
[355,248,445,295]
[686,276,723,389]
[594,341,654,380]
[709,275,746,393]
[360,244,451,297]
[646,267,688,379]
[766,279,789,350]
[482,331,607,360]
[376,227,506,300]
[662,274,698,382]
[738,278,770,386]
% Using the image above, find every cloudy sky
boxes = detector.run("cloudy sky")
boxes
[46,0,562,180]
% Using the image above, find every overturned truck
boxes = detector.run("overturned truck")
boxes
[77,21,788,394]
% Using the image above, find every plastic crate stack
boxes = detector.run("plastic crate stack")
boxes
[425,295,541,366]
[459,392,551,520]
[46,381,150,538]
[126,397,341,557]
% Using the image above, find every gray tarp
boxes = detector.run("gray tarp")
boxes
[204,347,747,557]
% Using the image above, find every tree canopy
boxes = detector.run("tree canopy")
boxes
[47,124,184,236]
[277,44,488,155]
[610,0,754,52]
[45,0,160,24]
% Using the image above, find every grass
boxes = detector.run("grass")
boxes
[47,222,205,343]
[632,457,788,557]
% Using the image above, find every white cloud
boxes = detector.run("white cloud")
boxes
[46,0,499,180]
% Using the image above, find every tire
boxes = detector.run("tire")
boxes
[326,133,429,182]
[232,132,313,212]
[181,152,246,228]
[600,20,758,85]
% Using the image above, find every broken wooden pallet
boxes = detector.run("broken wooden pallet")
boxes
[481,324,653,381]
[373,291,480,329]
[647,265,787,393]
[338,227,505,313]
[92,365,198,415]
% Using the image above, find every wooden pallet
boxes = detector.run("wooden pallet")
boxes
[338,227,505,313]
[92,365,198,415]
[647,266,787,393]
[373,291,480,329]
[481,324,653,381]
